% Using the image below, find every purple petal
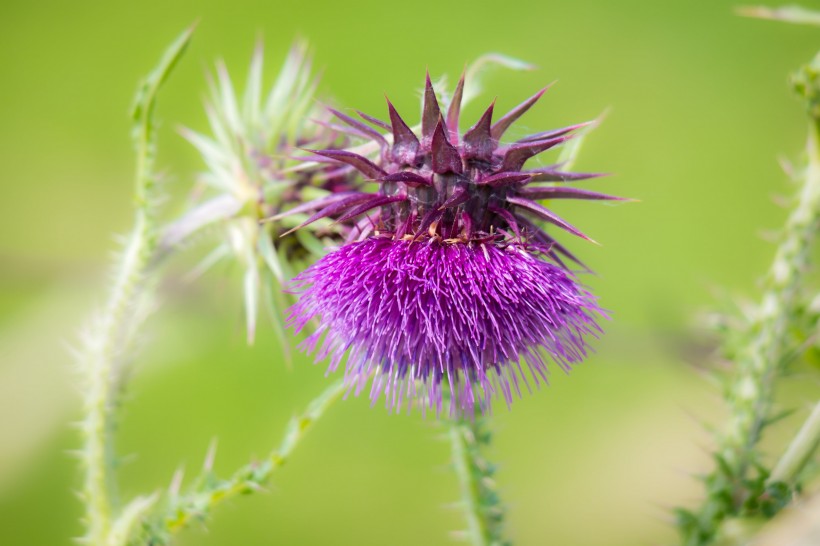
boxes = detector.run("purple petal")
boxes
[287,238,604,415]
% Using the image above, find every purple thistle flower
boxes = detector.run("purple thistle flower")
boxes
[283,72,621,414]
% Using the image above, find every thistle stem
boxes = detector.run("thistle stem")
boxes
[142,379,348,544]
[449,410,508,546]
[77,28,192,546]
[80,209,153,544]
[678,108,820,546]
[719,119,820,481]
[769,401,820,485]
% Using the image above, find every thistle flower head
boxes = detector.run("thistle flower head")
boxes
[285,71,620,414]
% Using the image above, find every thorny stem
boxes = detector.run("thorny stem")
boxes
[719,118,820,483]
[679,82,820,545]
[449,410,508,546]
[138,379,348,544]
[78,28,192,546]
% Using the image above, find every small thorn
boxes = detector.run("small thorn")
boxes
[169,466,186,497]
[386,96,420,164]
[491,83,554,141]
[204,437,218,472]
[463,100,496,161]
[421,71,442,146]
[446,67,466,144]
[431,119,463,174]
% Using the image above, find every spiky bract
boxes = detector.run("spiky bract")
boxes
[285,73,622,267]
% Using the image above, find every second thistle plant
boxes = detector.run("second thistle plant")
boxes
[171,40,355,346]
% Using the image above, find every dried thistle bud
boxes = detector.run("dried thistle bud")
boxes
[175,41,357,345]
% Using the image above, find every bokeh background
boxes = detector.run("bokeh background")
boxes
[2,1,820,544]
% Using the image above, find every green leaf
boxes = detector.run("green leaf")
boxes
[131,23,195,124]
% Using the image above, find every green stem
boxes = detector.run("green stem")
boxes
[677,110,820,546]
[769,401,820,485]
[721,119,820,483]
[77,28,192,546]
[137,379,348,545]
[449,409,508,546]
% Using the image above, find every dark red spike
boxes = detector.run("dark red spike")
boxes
[439,184,469,209]
[506,195,595,242]
[356,110,391,131]
[381,172,433,187]
[446,70,466,144]
[327,107,388,146]
[516,215,590,271]
[488,204,521,239]
[525,168,606,183]
[310,119,372,141]
[280,193,378,236]
[518,187,625,201]
[386,97,420,165]
[517,121,594,144]
[394,210,416,239]
[542,234,590,271]
[345,216,377,244]
[476,172,532,187]
[268,191,368,221]
[336,195,406,223]
[417,208,444,237]
[500,135,573,172]
[490,85,552,141]
[431,120,463,174]
[421,71,442,146]
[306,149,386,180]
[462,100,496,161]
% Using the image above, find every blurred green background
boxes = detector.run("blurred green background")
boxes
[1,1,819,544]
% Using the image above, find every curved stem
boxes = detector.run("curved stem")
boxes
[139,379,348,544]
[77,27,193,545]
